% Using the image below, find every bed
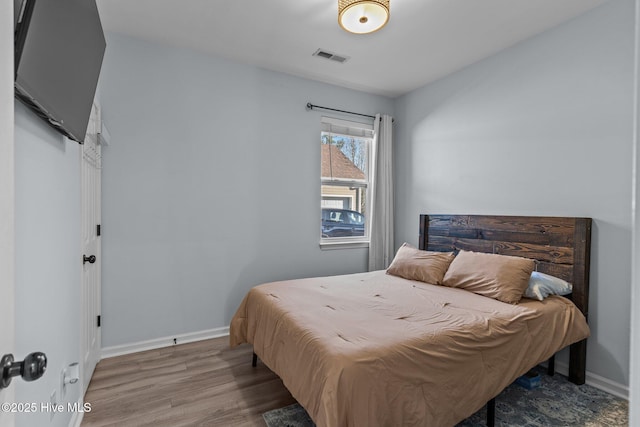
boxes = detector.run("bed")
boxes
[230,214,592,426]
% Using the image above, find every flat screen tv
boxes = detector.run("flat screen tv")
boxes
[14,0,106,144]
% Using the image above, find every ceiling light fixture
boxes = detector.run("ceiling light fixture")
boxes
[338,0,390,35]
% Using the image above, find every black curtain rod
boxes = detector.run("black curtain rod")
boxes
[306,102,376,120]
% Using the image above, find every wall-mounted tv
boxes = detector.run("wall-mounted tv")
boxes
[14,0,106,144]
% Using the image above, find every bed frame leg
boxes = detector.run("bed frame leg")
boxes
[486,398,495,427]
[252,352,257,367]
[568,339,587,385]
[548,354,555,376]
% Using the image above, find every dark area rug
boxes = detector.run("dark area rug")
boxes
[263,370,628,427]
[263,403,316,427]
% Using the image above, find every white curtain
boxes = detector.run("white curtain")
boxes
[368,114,394,271]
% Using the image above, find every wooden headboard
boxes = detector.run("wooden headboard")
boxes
[419,214,592,384]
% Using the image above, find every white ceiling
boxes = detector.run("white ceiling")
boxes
[96,0,608,98]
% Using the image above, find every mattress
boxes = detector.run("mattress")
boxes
[230,270,590,427]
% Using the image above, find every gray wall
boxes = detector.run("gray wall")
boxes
[14,101,83,427]
[98,33,394,348]
[394,0,634,386]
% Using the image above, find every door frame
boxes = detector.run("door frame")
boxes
[0,1,16,425]
[630,1,640,424]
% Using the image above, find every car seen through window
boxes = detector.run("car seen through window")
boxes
[321,208,365,238]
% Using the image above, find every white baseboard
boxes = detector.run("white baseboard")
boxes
[101,326,230,359]
[67,397,84,427]
[554,361,629,400]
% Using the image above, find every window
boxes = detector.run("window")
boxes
[320,116,372,247]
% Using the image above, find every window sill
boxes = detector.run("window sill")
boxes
[319,240,370,250]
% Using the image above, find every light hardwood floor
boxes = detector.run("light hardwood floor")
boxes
[81,337,296,427]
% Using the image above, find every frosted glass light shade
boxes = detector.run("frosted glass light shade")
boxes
[338,0,390,34]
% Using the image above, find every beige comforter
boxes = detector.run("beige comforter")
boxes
[230,271,590,427]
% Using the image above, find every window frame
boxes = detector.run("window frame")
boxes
[319,116,373,250]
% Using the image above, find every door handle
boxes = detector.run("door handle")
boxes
[83,254,96,264]
[1,352,47,389]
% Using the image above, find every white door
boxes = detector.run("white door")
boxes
[81,103,102,394]
[1,1,15,424]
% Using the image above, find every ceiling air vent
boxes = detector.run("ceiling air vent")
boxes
[313,48,350,64]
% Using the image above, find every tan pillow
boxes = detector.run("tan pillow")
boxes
[442,250,535,304]
[386,243,455,285]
